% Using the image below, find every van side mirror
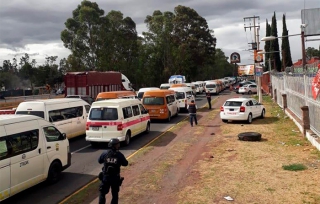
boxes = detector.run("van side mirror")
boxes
[60,133,67,140]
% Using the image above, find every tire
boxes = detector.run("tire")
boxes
[260,109,265,119]
[176,108,179,117]
[167,112,171,122]
[238,132,262,141]
[222,119,228,123]
[47,161,62,184]
[123,131,131,146]
[247,113,253,124]
[145,122,150,134]
[248,90,252,95]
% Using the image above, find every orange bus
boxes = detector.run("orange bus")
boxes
[142,90,179,121]
[95,91,137,101]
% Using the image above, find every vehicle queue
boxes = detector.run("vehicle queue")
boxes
[0,75,239,202]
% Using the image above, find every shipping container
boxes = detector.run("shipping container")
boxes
[64,71,124,99]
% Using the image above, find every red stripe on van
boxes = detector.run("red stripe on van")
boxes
[87,115,150,128]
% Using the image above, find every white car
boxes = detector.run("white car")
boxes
[220,98,265,123]
[238,84,257,94]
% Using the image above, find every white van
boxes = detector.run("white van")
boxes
[160,83,170,90]
[0,115,71,202]
[15,98,90,139]
[137,87,160,100]
[169,87,194,111]
[205,81,219,95]
[86,99,150,146]
[185,83,197,96]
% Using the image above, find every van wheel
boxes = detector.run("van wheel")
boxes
[260,109,265,119]
[123,132,131,146]
[176,108,179,117]
[145,122,150,134]
[167,112,171,122]
[47,161,62,184]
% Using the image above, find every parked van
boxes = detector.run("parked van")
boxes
[15,98,90,139]
[95,91,137,101]
[137,87,160,100]
[170,83,188,88]
[169,87,194,111]
[185,83,197,96]
[142,90,179,121]
[193,81,205,94]
[205,81,219,95]
[0,115,71,202]
[86,99,150,146]
[160,83,170,90]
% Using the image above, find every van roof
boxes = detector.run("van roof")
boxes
[19,98,87,105]
[138,87,160,92]
[169,87,192,91]
[0,115,40,125]
[92,98,140,107]
[143,89,175,97]
[96,91,136,99]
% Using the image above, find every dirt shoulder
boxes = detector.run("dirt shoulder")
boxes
[65,93,320,204]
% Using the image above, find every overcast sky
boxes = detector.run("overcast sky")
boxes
[0,0,319,68]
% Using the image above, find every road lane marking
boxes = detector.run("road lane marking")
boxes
[71,145,92,155]
[59,96,219,204]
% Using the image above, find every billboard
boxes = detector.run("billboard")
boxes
[301,8,320,36]
[230,52,241,63]
[238,65,254,76]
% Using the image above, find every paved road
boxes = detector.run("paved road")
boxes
[2,93,220,204]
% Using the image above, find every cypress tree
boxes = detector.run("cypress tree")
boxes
[281,14,293,70]
[269,12,282,72]
[264,19,271,71]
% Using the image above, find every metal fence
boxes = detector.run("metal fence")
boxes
[271,72,320,136]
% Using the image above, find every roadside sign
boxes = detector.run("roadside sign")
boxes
[255,66,263,77]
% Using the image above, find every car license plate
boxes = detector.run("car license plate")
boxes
[92,127,100,131]
[229,109,234,111]
[227,112,236,115]
[151,110,156,113]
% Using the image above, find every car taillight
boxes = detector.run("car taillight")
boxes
[86,123,89,130]
[220,106,224,111]
[117,124,123,131]
[240,106,245,112]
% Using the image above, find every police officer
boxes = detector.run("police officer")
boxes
[206,90,212,109]
[187,100,198,127]
[98,138,128,204]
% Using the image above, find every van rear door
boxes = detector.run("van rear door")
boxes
[0,126,10,201]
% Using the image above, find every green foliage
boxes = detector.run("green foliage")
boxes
[270,12,282,72]
[306,47,320,59]
[281,14,293,69]
[264,19,271,72]
[282,163,307,171]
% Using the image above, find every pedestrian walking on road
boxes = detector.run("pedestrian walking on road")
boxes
[206,90,212,109]
[98,138,128,204]
[187,100,198,127]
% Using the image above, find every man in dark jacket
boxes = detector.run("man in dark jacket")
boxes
[206,90,212,109]
[187,100,198,127]
[98,138,128,204]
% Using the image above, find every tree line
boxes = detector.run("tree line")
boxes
[264,12,320,72]
[0,1,236,91]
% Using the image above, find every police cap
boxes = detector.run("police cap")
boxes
[108,138,120,147]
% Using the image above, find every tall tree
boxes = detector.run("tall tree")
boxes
[264,19,271,71]
[305,47,320,59]
[281,14,293,70]
[61,0,105,69]
[269,12,282,72]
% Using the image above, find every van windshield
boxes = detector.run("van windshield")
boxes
[15,111,45,119]
[137,92,144,99]
[206,84,216,88]
[89,108,118,120]
[143,97,164,105]
[175,92,185,100]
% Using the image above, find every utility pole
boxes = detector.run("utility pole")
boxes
[244,15,261,102]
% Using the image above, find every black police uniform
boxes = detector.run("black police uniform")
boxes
[206,92,212,109]
[188,102,198,126]
[98,147,128,204]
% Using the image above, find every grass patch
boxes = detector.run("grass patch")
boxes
[282,163,308,171]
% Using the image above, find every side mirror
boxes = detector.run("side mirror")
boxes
[60,133,67,140]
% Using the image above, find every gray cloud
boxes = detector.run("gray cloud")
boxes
[0,0,319,65]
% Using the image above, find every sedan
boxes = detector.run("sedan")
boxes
[238,84,257,94]
[220,97,265,123]
[234,81,256,93]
